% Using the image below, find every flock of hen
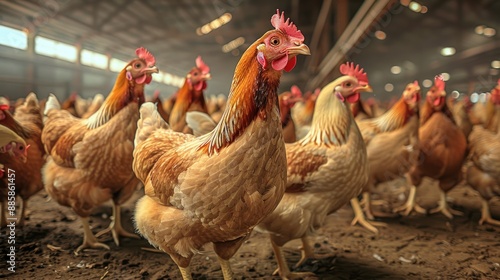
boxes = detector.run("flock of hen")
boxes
[1,10,499,280]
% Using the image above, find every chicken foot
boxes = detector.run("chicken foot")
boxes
[361,192,398,219]
[393,185,427,216]
[428,190,463,219]
[295,236,336,268]
[350,197,386,234]
[95,202,139,246]
[271,238,316,279]
[75,217,110,254]
[479,199,500,226]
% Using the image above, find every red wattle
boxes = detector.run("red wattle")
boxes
[284,56,297,72]
[346,92,360,104]
[135,74,147,84]
[272,54,289,71]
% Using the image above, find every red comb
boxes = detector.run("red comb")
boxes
[271,10,304,42]
[136,47,155,67]
[413,80,419,87]
[339,62,369,85]
[0,104,9,111]
[291,85,302,96]
[196,56,210,75]
[434,74,445,91]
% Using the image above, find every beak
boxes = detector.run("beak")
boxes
[440,91,446,97]
[355,84,373,93]
[143,66,159,75]
[287,44,311,57]
[203,73,212,80]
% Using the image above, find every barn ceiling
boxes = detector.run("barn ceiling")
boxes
[0,0,499,100]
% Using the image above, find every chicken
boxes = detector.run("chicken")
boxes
[292,88,320,141]
[483,79,500,133]
[75,95,91,118]
[350,81,421,233]
[255,62,372,278]
[0,93,44,228]
[61,92,78,117]
[0,123,28,162]
[42,47,158,253]
[162,91,178,121]
[149,90,170,122]
[394,75,467,218]
[168,56,211,133]
[292,87,319,127]
[450,95,473,139]
[80,94,104,119]
[466,124,500,226]
[133,11,310,280]
[0,123,29,227]
[279,86,303,143]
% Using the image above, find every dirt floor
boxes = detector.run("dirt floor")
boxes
[1,177,500,280]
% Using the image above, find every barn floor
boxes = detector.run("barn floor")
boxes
[1,178,499,280]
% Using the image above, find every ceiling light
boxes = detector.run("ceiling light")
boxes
[441,72,450,81]
[475,25,485,35]
[492,60,500,69]
[483,27,496,37]
[196,13,232,36]
[374,30,386,40]
[420,6,428,13]
[451,90,459,99]
[409,1,422,12]
[422,79,432,87]
[470,93,479,103]
[385,83,394,92]
[400,0,411,6]
[391,66,401,74]
[222,37,245,53]
[440,47,456,56]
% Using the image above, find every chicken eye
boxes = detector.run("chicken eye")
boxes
[344,82,352,87]
[134,62,142,68]
[270,37,280,46]
[19,146,24,151]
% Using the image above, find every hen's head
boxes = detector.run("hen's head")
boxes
[490,79,500,105]
[402,80,421,110]
[0,125,29,163]
[426,74,447,111]
[256,10,310,73]
[332,62,372,103]
[187,56,211,91]
[125,47,159,85]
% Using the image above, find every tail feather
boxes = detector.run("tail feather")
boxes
[135,102,170,147]
[44,94,61,116]
[185,111,216,136]
[25,92,39,107]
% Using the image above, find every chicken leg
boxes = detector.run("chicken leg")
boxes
[393,185,427,216]
[18,198,27,227]
[95,201,139,245]
[76,217,110,254]
[350,197,386,234]
[294,235,336,268]
[271,238,316,279]
[479,199,500,226]
[429,190,463,219]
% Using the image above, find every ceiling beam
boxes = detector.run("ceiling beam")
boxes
[306,0,395,90]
